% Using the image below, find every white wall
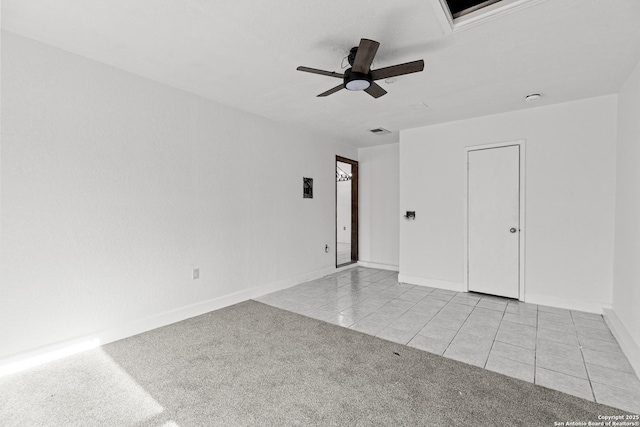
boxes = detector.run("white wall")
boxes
[0,32,357,361]
[358,143,400,270]
[611,58,640,375]
[399,95,618,312]
[336,162,351,244]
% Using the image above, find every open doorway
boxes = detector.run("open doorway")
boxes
[336,156,358,267]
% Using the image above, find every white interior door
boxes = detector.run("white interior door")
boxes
[468,145,520,298]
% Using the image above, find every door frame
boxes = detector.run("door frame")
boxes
[336,156,358,267]
[463,140,526,300]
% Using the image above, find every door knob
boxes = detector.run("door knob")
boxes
[510,228,517,233]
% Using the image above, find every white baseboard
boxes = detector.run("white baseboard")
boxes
[398,274,464,292]
[603,308,640,379]
[524,293,605,314]
[396,275,610,316]
[357,261,399,271]
[0,265,338,375]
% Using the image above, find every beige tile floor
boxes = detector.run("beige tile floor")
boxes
[256,267,640,414]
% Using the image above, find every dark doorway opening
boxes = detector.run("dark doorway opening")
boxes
[336,156,358,267]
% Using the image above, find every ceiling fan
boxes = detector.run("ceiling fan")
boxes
[297,38,424,99]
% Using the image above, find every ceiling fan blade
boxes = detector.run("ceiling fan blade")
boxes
[352,39,380,74]
[364,82,387,99]
[371,60,424,81]
[317,84,345,97]
[297,66,344,79]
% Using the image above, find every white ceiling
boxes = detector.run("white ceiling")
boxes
[3,0,640,147]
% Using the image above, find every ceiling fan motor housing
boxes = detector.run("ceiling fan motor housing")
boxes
[344,68,372,91]
[347,47,359,66]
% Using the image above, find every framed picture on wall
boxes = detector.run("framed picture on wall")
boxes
[303,177,313,199]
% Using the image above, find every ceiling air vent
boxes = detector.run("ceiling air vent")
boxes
[445,0,502,18]
[369,127,391,135]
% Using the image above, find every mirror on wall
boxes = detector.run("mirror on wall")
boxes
[336,161,352,266]
[336,156,358,267]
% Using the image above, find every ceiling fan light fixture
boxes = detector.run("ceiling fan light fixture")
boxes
[344,69,372,91]
[346,79,371,91]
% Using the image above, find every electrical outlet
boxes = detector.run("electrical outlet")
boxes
[192,268,200,280]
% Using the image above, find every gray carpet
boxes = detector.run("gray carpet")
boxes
[0,300,630,426]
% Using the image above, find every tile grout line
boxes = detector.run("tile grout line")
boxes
[572,310,597,403]
[440,294,482,358]
[404,289,449,353]
[405,292,473,351]
[427,296,459,355]
[399,288,449,349]
[330,278,396,320]
[484,303,508,369]
[354,287,423,336]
